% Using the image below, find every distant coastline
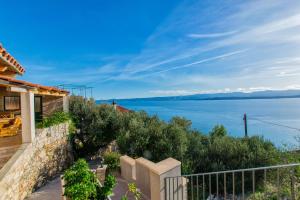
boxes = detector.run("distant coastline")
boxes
[99,90,300,102]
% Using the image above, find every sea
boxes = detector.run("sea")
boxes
[97,98,300,147]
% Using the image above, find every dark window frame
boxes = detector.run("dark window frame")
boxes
[34,96,43,122]
[3,96,21,111]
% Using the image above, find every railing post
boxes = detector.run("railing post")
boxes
[202,175,205,200]
[224,173,226,200]
[172,177,175,200]
[164,178,167,200]
[191,176,194,200]
[216,174,219,198]
[242,171,245,200]
[291,168,296,200]
[177,177,179,200]
[277,168,280,200]
[232,172,235,200]
[252,170,255,194]
[196,176,199,200]
[209,174,211,198]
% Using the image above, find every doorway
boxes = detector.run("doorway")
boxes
[34,96,43,122]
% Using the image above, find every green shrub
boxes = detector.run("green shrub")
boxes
[68,96,296,194]
[247,181,300,200]
[69,96,124,158]
[117,113,188,162]
[103,152,121,172]
[63,159,117,200]
[36,111,71,128]
[63,159,98,200]
[121,183,141,200]
[97,174,116,199]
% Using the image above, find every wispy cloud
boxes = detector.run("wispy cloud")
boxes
[22,0,300,98]
[106,0,300,98]
[187,31,238,39]
[144,49,247,76]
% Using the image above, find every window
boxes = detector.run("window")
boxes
[34,96,42,112]
[4,96,20,111]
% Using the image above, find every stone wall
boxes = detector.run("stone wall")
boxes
[0,122,73,200]
[120,156,186,200]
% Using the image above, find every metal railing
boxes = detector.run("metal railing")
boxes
[165,163,300,200]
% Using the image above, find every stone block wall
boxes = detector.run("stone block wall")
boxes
[0,122,73,200]
[120,156,185,200]
[120,155,136,183]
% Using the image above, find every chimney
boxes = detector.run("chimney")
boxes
[112,100,117,110]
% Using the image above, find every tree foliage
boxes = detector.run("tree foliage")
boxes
[69,96,124,157]
[63,159,116,200]
[117,112,188,162]
[36,111,71,128]
[69,96,282,175]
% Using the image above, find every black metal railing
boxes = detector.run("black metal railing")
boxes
[165,163,300,200]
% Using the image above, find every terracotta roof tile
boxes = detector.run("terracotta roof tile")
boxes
[0,75,69,94]
[116,105,130,113]
[0,44,25,74]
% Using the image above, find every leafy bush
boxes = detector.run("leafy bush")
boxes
[121,183,141,200]
[69,96,124,158]
[36,111,71,128]
[68,96,289,180]
[63,159,116,200]
[63,159,99,200]
[97,174,116,199]
[117,114,279,173]
[248,181,300,200]
[117,113,188,162]
[103,152,121,172]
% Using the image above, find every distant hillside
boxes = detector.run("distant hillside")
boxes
[99,90,300,102]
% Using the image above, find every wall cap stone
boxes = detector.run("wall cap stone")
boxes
[0,143,30,181]
[120,155,136,166]
[135,157,156,169]
[149,158,181,175]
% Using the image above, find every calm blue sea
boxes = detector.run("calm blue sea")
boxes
[98,98,300,147]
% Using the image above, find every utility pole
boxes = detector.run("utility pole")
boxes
[243,113,248,137]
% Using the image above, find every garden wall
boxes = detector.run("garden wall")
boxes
[120,156,186,200]
[0,122,73,200]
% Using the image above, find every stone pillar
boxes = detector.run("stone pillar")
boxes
[120,156,185,200]
[149,158,184,200]
[63,96,69,113]
[135,158,157,198]
[96,165,107,185]
[120,155,136,182]
[21,91,35,143]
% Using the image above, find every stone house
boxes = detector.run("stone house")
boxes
[0,44,72,200]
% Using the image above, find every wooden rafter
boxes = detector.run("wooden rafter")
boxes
[0,44,25,75]
[0,66,7,72]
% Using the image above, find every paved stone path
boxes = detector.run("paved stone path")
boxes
[26,160,147,200]
[111,175,135,200]
[26,176,62,200]
[27,175,148,200]
[26,175,143,200]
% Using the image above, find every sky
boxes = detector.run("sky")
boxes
[1,0,300,99]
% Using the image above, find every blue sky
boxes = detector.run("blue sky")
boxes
[1,0,300,99]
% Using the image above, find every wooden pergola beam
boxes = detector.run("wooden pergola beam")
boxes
[0,66,7,72]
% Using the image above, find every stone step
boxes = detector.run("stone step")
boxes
[0,145,20,169]
[0,144,20,151]
[0,145,20,154]
[0,156,11,169]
